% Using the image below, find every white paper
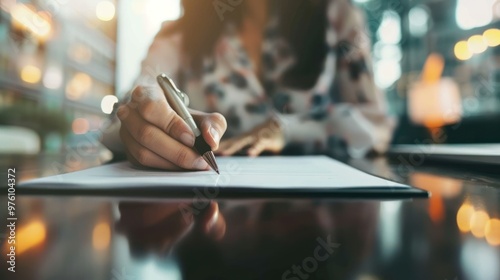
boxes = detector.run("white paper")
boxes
[20,156,409,190]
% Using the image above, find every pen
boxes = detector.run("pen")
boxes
[157,73,220,174]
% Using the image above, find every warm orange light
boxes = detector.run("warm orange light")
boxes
[454,41,473,61]
[15,220,46,254]
[73,73,92,91]
[483,29,500,47]
[20,65,42,84]
[470,210,489,238]
[409,53,462,128]
[410,173,462,198]
[467,35,487,54]
[66,72,93,100]
[428,194,444,224]
[422,53,444,83]
[10,3,51,40]
[457,203,474,233]
[72,118,90,135]
[408,78,462,128]
[485,218,500,246]
[92,222,111,250]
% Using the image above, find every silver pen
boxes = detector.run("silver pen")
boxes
[157,73,220,174]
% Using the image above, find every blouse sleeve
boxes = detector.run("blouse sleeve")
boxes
[100,21,183,154]
[280,2,395,157]
[133,21,183,88]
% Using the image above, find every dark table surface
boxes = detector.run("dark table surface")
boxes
[1,152,499,280]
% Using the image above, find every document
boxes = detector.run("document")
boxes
[19,156,426,196]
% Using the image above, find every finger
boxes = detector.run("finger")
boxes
[192,111,227,150]
[211,210,226,240]
[197,201,223,235]
[120,127,183,170]
[202,202,226,239]
[216,138,235,154]
[247,139,267,157]
[218,134,255,156]
[119,111,208,170]
[132,86,195,147]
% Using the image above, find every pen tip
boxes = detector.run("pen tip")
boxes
[202,151,220,175]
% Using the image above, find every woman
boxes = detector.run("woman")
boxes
[107,0,394,170]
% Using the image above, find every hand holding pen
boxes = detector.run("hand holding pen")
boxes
[117,74,227,171]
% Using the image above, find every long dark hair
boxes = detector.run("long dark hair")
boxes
[163,0,328,90]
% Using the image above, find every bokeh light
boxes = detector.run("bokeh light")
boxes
[470,210,490,238]
[410,173,462,198]
[377,10,402,44]
[485,219,500,246]
[467,35,487,54]
[96,1,115,22]
[374,59,401,89]
[409,6,429,37]
[483,28,500,47]
[456,0,495,30]
[20,65,42,84]
[66,73,93,100]
[72,118,90,135]
[13,220,46,255]
[43,66,63,89]
[457,202,474,233]
[92,222,111,250]
[454,41,473,61]
[421,53,444,83]
[10,3,51,39]
[101,95,119,114]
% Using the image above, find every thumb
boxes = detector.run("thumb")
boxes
[191,110,227,150]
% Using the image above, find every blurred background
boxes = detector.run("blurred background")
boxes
[0,3,499,279]
[0,0,499,156]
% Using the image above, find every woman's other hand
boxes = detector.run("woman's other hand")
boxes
[217,117,285,157]
[118,85,227,170]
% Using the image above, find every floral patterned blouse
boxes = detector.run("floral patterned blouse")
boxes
[132,1,395,158]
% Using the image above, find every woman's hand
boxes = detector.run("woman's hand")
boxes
[217,117,285,157]
[118,85,227,170]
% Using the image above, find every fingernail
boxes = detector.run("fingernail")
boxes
[193,158,209,170]
[180,132,195,147]
[209,127,220,143]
